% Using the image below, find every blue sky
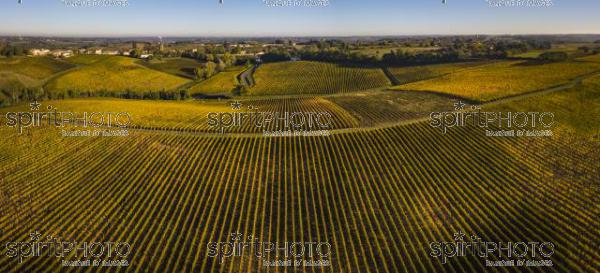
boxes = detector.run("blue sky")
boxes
[1,0,599,36]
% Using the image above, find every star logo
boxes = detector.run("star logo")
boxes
[230,232,243,241]
[230,101,242,110]
[453,231,465,241]
[30,100,41,111]
[453,101,466,111]
[30,231,41,241]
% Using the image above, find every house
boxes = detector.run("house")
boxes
[103,50,120,55]
[51,49,73,58]
[30,49,51,56]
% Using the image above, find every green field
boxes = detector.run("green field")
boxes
[578,53,600,63]
[44,56,189,96]
[138,57,204,79]
[188,66,246,96]
[386,61,490,85]
[0,56,74,80]
[393,60,600,102]
[512,43,594,58]
[251,61,391,95]
[0,57,75,105]
[64,54,112,65]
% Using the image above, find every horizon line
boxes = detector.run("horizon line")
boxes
[2,33,600,39]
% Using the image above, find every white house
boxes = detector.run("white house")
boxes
[29,49,51,56]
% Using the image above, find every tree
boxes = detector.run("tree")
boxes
[539,52,568,62]
[204,61,217,78]
[206,54,215,62]
[217,60,226,72]
[222,52,236,67]
[195,67,203,80]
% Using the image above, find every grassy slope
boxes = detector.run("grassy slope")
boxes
[138,57,204,79]
[0,56,74,80]
[45,56,189,94]
[251,61,390,95]
[188,66,246,96]
[387,61,490,85]
[64,55,112,65]
[578,53,600,63]
[393,60,600,102]
[512,43,593,58]
[0,57,75,103]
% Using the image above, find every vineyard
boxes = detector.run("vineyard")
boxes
[44,56,189,96]
[393,60,600,102]
[0,97,359,133]
[0,51,598,273]
[385,61,489,85]
[251,61,391,95]
[327,91,457,127]
[0,119,597,272]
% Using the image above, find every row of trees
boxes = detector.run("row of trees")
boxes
[0,44,27,57]
[0,87,193,107]
[191,52,239,80]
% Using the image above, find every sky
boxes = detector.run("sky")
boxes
[1,0,599,37]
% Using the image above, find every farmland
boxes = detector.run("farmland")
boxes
[386,61,490,85]
[0,97,359,133]
[44,56,190,96]
[578,53,600,63]
[328,90,457,127]
[251,61,391,95]
[189,66,246,96]
[0,57,74,80]
[512,43,594,58]
[351,46,440,58]
[393,60,600,102]
[0,39,599,273]
[0,99,597,272]
[138,57,205,79]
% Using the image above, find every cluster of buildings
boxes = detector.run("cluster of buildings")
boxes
[28,47,135,58]
[29,48,73,58]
